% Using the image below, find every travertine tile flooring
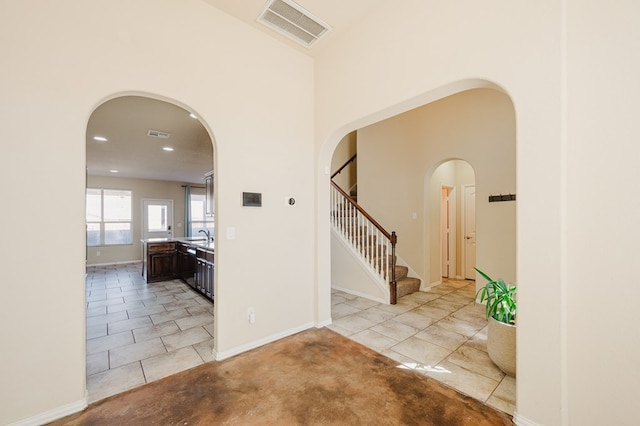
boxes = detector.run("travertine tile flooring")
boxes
[85,263,214,402]
[328,279,516,415]
[86,264,514,415]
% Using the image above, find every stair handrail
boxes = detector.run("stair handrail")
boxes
[330,180,398,304]
[331,153,357,179]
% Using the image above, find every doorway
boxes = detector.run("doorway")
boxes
[142,199,174,240]
[441,186,455,278]
[85,94,216,402]
[462,185,476,279]
[432,160,475,281]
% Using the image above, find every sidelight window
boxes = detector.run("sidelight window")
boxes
[86,188,132,246]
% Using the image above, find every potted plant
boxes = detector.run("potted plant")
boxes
[474,267,516,377]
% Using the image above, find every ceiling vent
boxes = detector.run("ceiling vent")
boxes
[147,129,171,139]
[257,0,331,48]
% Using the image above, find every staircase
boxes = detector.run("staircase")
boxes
[330,180,421,303]
[394,264,421,299]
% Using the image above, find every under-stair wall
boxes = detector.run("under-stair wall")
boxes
[331,228,388,303]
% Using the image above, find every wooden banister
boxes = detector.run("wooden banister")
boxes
[330,180,398,304]
[331,154,357,179]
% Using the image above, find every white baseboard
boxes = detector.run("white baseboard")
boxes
[8,397,87,426]
[315,318,332,328]
[513,412,539,426]
[214,322,315,361]
[86,260,142,267]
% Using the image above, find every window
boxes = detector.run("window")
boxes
[189,193,214,237]
[86,188,132,246]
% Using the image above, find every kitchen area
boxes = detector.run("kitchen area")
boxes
[142,234,215,303]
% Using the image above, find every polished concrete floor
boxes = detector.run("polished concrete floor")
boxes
[85,264,514,415]
[57,328,512,425]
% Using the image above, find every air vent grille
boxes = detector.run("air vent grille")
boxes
[147,129,171,139]
[257,0,331,48]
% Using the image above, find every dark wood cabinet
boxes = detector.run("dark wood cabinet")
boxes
[195,247,214,301]
[142,239,213,302]
[177,242,196,288]
[142,241,177,283]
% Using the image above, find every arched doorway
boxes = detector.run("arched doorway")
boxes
[85,94,216,402]
[431,159,476,281]
[323,84,516,414]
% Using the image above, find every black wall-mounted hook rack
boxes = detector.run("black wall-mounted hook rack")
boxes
[488,193,516,202]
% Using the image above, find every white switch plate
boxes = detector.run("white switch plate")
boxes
[227,227,236,240]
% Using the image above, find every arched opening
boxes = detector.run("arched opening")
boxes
[85,94,216,402]
[430,159,476,281]
[324,83,516,414]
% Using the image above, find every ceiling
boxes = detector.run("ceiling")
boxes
[86,1,387,184]
[201,0,390,56]
[86,96,213,184]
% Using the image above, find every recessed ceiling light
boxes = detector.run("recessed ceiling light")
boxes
[163,147,174,152]
[93,136,108,142]
[109,169,119,173]
[189,113,197,119]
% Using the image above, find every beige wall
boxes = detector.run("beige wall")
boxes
[0,0,314,424]
[86,175,200,265]
[330,131,357,193]
[357,89,516,287]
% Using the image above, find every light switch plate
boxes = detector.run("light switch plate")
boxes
[227,227,235,240]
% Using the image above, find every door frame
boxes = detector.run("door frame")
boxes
[461,184,476,280]
[440,185,456,278]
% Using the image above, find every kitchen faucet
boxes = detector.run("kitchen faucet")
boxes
[198,229,212,241]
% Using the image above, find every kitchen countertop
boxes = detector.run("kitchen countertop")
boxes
[141,237,215,250]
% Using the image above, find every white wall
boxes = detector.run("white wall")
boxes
[357,89,516,288]
[315,1,564,424]
[0,0,314,424]
[331,231,387,302]
[565,1,640,425]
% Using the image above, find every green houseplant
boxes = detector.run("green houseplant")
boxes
[474,267,516,325]
[475,267,517,377]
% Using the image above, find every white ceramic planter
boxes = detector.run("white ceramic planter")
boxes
[487,316,516,377]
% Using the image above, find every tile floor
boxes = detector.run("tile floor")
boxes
[328,279,516,415]
[85,263,215,402]
[86,264,514,415]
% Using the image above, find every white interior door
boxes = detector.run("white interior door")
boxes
[142,199,174,240]
[463,186,476,279]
